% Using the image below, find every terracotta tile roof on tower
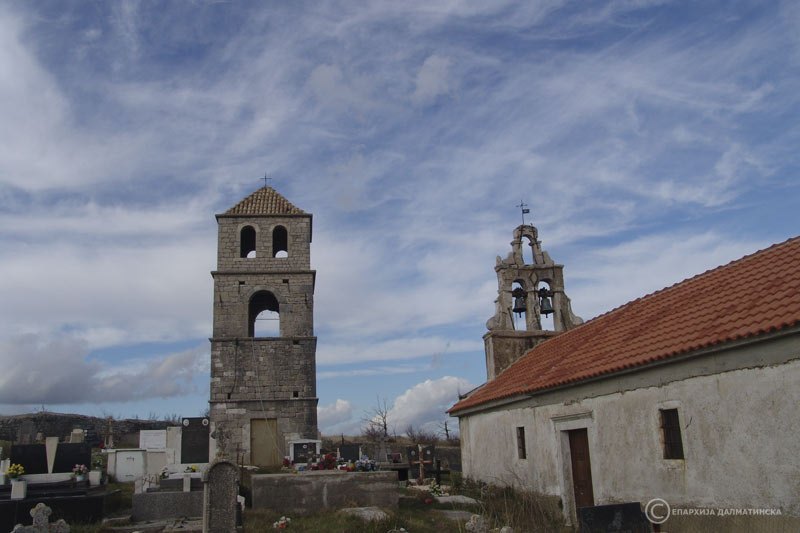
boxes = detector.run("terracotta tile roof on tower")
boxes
[450,236,800,414]
[224,187,306,215]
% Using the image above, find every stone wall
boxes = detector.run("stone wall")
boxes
[215,216,311,271]
[210,199,319,465]
[458,334,800,525]
[210,272,315,338]
[250,471,399,514]
[210,339,316,402]
[132,491,204,521]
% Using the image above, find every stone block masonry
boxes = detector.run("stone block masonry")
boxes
[209,187,319,466]
[250,471,400,515]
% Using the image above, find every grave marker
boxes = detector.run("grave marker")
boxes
[69,429,85,444]
[139,430,167,450]
[577,502,652,533]
[203,459,239,533]
[339,443,360,462]
[11,502,71,533]
[181,418,210,464]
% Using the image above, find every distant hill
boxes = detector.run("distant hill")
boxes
[0,411,172,446]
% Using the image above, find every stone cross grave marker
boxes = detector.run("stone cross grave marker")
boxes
[12,502,70,532]
[203,459,239,533]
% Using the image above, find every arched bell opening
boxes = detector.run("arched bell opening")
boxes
[536,280,555,331]
[240,225,257,258]
[511,281,527,331]
[249,290,280,337]
[521,235,535,265]
[272,225,288,258]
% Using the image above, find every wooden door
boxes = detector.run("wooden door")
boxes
[568,428,595,510]
[250,418,281,467]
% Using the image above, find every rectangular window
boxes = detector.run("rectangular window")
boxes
[660,408,684,459]
[516,426,527,459]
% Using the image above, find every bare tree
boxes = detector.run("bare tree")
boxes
[361,396,391,440]
[438,419,451,440]
[405,424,439,444]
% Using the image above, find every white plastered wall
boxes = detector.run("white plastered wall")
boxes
[459,358,800,521]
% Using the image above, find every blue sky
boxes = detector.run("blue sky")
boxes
[1,1,798,436]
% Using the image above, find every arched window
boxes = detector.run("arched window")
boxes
[272,226,288,258]
[240,226,257,258]
[521,236,534,265]
[249,291,280,337]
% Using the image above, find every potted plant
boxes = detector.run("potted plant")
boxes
[8,464,26,499]
[72,463,88,481]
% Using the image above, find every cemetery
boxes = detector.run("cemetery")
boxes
[0,414,520,533]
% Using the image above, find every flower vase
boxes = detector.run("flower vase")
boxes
[10,478,27,500]
[75,474,85,482]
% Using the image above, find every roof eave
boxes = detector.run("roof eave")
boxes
[450,323,800,417]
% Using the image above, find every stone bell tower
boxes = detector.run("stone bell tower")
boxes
[209,186,317,466]
[484,224,582,380]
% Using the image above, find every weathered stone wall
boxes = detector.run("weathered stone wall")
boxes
[215,216,311,271]
[458,333,800,525]
[210,339,316,401]
[132,491,204,521]
[210,400,317,464]
[210,272,315,337]
[250,471,399,514]
[210,203,319,464]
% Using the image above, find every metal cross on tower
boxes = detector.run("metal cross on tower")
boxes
[262,174,272,188]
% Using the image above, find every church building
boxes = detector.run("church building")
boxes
[209,186,318,466]
[450,228,800,529]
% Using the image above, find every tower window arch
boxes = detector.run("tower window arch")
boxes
[521,236,535,265]
[249,290,280,337]
[240,226,257,258]
[273,225,288,258]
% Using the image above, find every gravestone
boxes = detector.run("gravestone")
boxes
[69,429,84,444]
[139,430,167,450]
[11,502,70,533]
[181,418,210,464]
[203,459,239,533]
[339,443,361,462]
[11,442,90,475]
[16,421,37,445]
[11,445,48,475]
[52,444,91,474]
[578,502,652,533]
[292,442,312,463]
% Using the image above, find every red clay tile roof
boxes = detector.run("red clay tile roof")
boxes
[224,187,306,215]
[450,236,800,414]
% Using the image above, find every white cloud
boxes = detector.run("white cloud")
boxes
[0,335,208,405]
[317,399,354,432]
[411,54,453,106]
[387,376,473,434]
[567,231,768,321]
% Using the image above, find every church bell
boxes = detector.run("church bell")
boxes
[511,287,526,316]
[538,286,554,317]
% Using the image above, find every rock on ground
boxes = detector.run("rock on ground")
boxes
[436,494,479,505]
[338,507,389,522]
